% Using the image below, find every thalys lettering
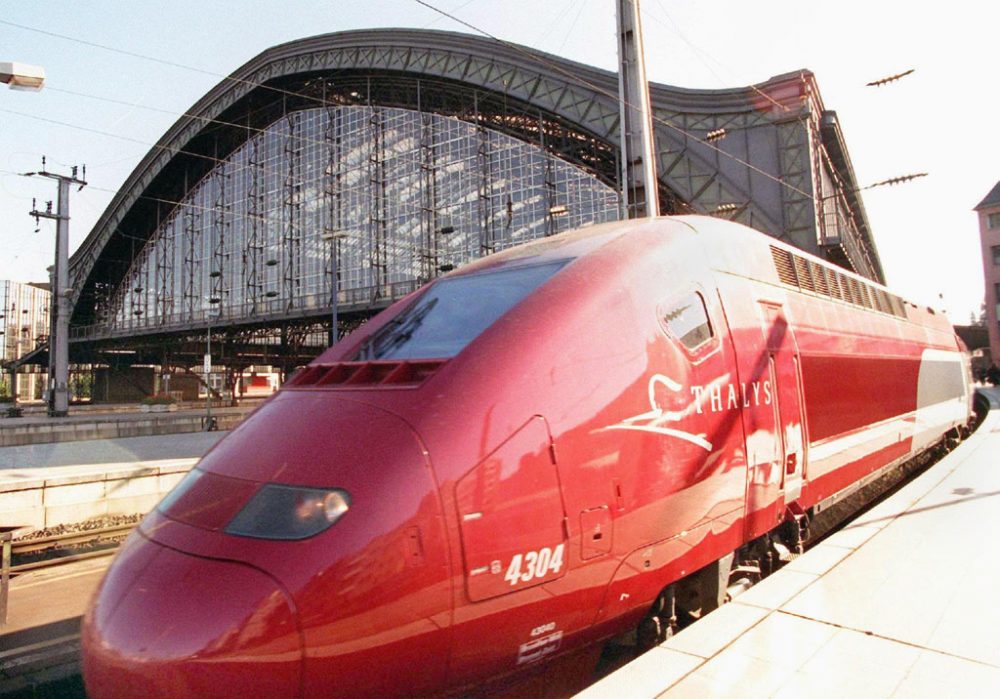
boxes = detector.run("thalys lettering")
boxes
[82,216,973,698]
[603,374,773,451]
[691,379,772,413]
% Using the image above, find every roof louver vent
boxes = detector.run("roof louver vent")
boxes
[287,360,446,390]
[768,244,907,319]
[770,246,798,286]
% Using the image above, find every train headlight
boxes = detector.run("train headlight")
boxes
[225,485,351,540]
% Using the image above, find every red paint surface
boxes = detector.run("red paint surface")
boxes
[801,355,919,441]
[82,538,301,699]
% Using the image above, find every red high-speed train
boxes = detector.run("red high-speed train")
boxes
[82,216,973,697]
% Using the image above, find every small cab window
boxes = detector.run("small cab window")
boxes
[660,292,713,350]
[358,260,568,360]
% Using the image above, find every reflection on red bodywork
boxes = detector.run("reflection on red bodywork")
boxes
[82,539,301,699]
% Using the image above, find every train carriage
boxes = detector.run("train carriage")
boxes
[82,216,973,698]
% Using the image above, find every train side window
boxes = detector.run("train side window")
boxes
[660,292,713,350]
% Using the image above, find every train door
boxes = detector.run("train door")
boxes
[448,416,575,684]
[761,303,805,503]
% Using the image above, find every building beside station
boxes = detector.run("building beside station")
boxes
[0,280,50,403]
[975,180,1000,368]
[53,29,883,402]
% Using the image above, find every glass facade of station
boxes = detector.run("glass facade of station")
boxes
[102,105,620,333]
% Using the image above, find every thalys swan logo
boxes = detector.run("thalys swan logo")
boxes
[600,373,773,452]
[601,374,713,451]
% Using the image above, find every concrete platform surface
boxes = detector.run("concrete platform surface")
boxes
[1,557,111,636]
[1,432,222,531]
[0,558,111,697]
[580,389,1000,699]
[0,430,226,470]
[0,404,252,447]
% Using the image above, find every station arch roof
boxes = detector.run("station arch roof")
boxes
[68,28,882,344]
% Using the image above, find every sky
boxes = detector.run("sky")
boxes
[1,0,997,323]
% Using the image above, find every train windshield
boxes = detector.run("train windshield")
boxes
[359,260,568,360]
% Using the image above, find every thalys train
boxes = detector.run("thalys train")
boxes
[82,216,973,697]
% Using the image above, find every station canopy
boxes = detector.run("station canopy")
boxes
[64,29,883,372]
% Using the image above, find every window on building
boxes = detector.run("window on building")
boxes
[988,212,1000,229]
[993,245,1000,266]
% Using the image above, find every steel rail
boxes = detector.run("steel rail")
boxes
[9,523,136,575]
[10,547,121,575]
[12,524,136,556]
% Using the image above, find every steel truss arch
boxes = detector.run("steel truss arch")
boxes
[70,28,883,343]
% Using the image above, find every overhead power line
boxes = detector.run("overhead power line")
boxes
[0,18,338,112]
[43,85,358,155]
[7,7,817,218]
[411,0,813,201]
[0,106,251,173]
[645,0,789,114]
[2,101,403,203]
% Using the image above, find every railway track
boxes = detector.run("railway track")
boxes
[9,523,136,575]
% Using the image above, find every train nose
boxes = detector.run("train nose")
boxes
[81,533,302,699]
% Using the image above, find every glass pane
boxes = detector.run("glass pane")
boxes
[662,293,713,350]
[360,261,568,360]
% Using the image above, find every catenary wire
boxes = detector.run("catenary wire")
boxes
[4,10,814,203]
[554,1,588,54]
[0,18,345,114]
[41,85,377,157]
[0,103,396,206]
[645,0,790,113]
[4,6,815,235]
[411,0,814,201]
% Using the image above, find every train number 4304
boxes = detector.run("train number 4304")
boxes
[504,544,565,586]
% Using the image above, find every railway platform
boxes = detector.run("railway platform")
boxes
[0,402,253,447]
[0,558,108,696]
[580,387,1000,699]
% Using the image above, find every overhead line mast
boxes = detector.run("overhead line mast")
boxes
[617,0,659,219]
[25,157,87,417]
